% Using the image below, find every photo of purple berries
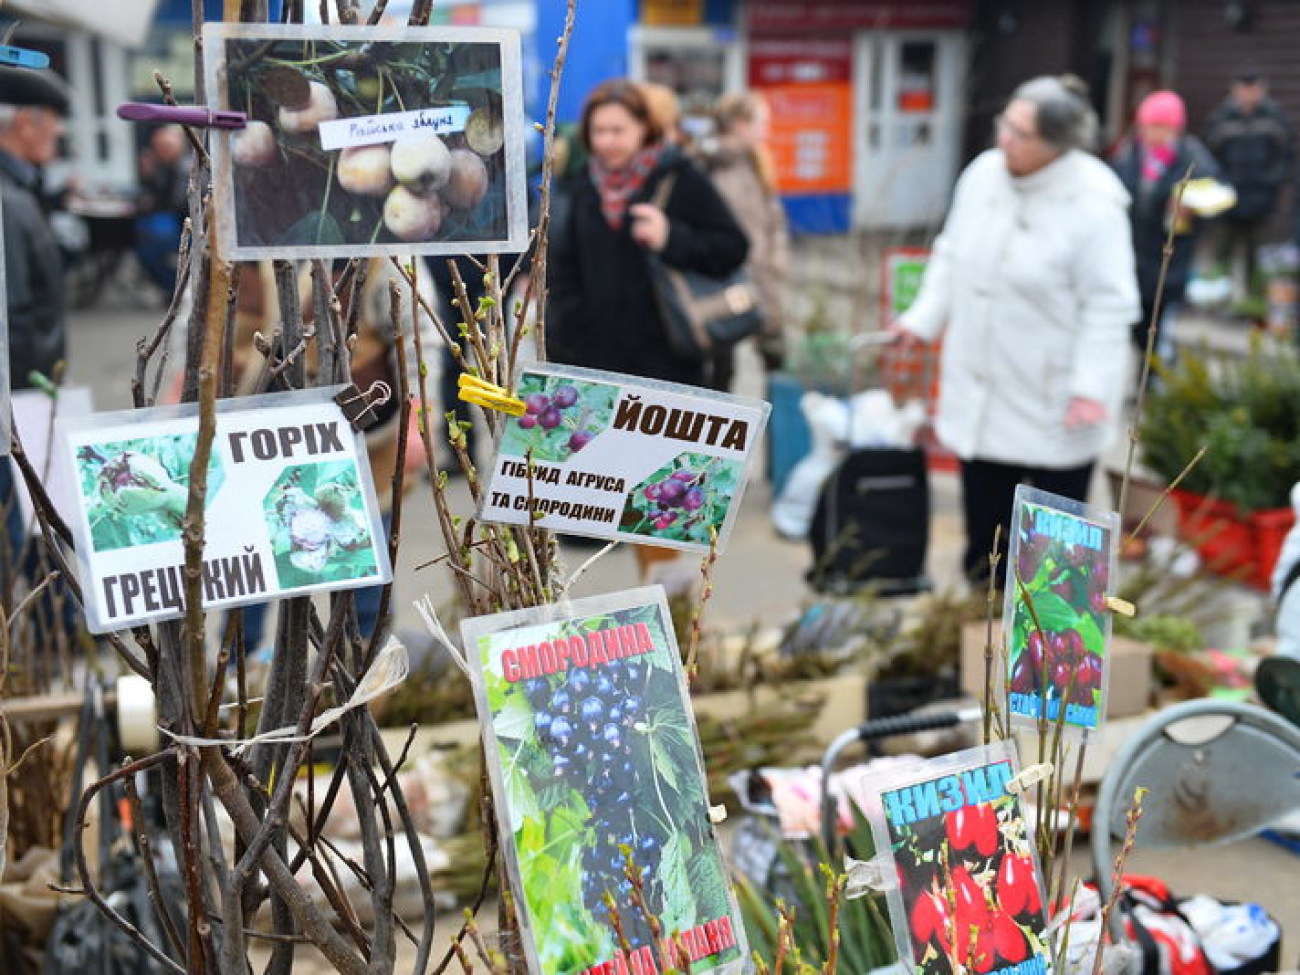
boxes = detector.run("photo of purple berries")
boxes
[622,453,741,546]
[500,373,617,463]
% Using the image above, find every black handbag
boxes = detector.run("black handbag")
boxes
[644,173,763,360]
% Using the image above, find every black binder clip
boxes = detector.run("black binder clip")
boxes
[334,381,391,432]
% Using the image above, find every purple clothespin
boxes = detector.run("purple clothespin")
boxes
[116,102,247,130]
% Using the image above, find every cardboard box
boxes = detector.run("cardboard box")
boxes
[960,621,1154,719]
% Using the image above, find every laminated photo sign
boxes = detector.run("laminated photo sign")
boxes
[1002,486,1120,733]
[863,741,1052,975]
[12,385,93,533]
[202,22,527,259]
[478,365,770,552]
[59,387,391,633]
[460,587,746,975]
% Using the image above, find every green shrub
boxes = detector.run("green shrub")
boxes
[1140,341,1300,510]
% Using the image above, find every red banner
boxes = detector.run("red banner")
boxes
[747,0,971,33]
[748,38,853,87]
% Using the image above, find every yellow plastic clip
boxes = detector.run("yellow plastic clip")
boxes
[457,373,526,416]
[1105,596,1136,618]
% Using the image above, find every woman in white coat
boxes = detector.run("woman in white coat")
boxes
[894,76,1139,583]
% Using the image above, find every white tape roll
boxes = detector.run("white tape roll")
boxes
[116,674,158,754]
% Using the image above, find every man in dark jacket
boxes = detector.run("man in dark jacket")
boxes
[0,66,77,652]
[0,66,70,392]
[1204,66,1295,301]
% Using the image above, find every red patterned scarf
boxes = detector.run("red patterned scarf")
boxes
[588,146,663,230]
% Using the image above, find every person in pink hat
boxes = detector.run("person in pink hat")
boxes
[1110,89,1221,371]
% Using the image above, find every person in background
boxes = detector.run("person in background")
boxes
[640,82,685,148]
[0,66,82,657]
[426,255,480,475]
[1204,65,1294,302]
[892,75,1139,584]
[547,77,747,388]
[0,67,69,394]
[1110,90,1221,372]
[229,259,439,653]
[134,123,190,300]
[695,91,789,388]
[547,78,747,580]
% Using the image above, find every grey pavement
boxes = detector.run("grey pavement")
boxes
[64,270,1300,966]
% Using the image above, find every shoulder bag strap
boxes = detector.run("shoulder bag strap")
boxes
[1278,558,1300,603]
[649,171,676,212]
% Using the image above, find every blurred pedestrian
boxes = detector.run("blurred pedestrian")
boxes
[134,123,191,299]
[425,254,490,475]
[547,78,747,580]
[1204,65,1294,302]
[228,259,439,653]
[0,67,69,393]
[0,66,83,654]
[696,91,789,387]
[640,81,685,148]
[547,77,747,388]
[892,75,1139,584]
[1110,90,1220,370]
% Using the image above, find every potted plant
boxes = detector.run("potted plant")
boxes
[1139,340,1300,588]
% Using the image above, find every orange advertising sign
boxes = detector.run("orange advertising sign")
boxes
[765,81,854,195]
[642,0,704,26]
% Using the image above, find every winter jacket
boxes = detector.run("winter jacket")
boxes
[898,148,1139,469]
[546,147,748,386]
[1110,134,1222,307]
[0,150,66,390]
[1273,482,1300,660]
[1204,96,1294,221]
[696,140,790,345]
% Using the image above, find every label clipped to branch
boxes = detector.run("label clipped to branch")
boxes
[460,586,747,975]
[861,741,1053,975]
[1002,485,1120,733]
[59,387,391,633]
[478,365,770,553]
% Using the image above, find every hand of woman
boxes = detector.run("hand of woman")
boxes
[886,320,924,351]
[1064,396,1107,430]
[628,203,670,252]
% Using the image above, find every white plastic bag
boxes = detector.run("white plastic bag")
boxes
[771,393,847,540]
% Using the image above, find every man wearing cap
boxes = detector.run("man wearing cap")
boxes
[0,66,70,391]
[0,66,77,648]
[1204,67,1295,301]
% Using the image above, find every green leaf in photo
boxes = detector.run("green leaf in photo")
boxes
[1077,614,1106,659]
[685,847,730,920]
[658,831,698,940]
[1022,589,1076,632]
[493,687,534,741]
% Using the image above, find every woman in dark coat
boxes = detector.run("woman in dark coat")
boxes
[547,79,748,387]
[1110,89,1221,367]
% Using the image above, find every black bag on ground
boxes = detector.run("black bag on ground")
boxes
[807,447,929,596]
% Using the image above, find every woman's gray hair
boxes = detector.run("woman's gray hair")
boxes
[1010,75,1098,152]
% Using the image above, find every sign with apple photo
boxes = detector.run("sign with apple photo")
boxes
[479,364,769,553]
[863,741,1052,975]
[460,586,747,975]
[203,23,528,259]
[1003,485,1119,733]
[59,387,391,633]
